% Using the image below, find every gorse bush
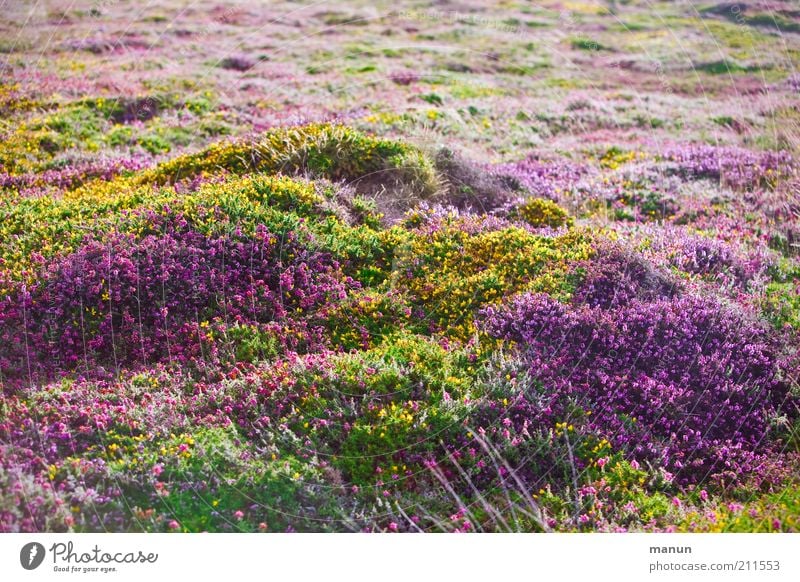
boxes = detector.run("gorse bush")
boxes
[137,123,441,199]
[511,197,574,228]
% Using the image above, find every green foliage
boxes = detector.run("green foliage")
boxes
[103,427,340,532]
[676,485,800,532]
[762,282,800,330]
[140,124,441,200]
[420,93,444,106]
[695,59,750,75]
[570,37,607,51]
[226,324,280,364]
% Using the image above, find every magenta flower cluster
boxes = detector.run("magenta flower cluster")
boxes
[570,242,679,308]
[0,213,353,383]
[481,291,796,485]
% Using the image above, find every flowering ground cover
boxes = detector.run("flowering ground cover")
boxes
[1,0,799,532]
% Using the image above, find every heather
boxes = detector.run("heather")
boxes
[1,0,799,533]
[482,292,794,486]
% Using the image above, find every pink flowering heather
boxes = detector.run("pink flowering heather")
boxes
[662,145,795,191]
[481,291,797,485]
